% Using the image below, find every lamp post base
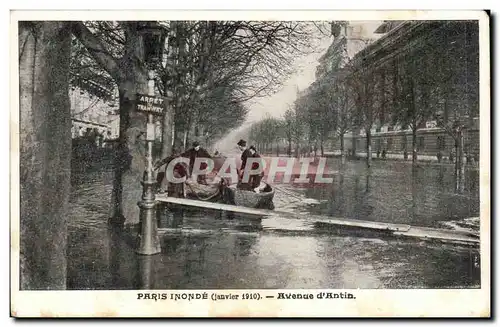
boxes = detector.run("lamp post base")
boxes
[136,200,161,255]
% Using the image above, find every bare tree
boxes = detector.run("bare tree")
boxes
[248,115,283,155]
[283,107,295,157]
[19,22,72,289]
[159,21,321,152]
[347,63,378,167]
[429,21,479,190]
[290,99,307,158]
[71,21,157,225]
[334,76,355,163]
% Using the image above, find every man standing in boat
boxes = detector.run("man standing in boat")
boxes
[237,139,264,191]
[248,145,265,191]
[237,139,251,180]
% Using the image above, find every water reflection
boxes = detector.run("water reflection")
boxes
[135,255,157,289]
[302,159,479,227]
[157,204,184,229]
[66,159,480,290]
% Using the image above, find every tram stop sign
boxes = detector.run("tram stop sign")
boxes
[136,93,166,115]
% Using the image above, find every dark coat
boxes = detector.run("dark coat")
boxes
[250,152,264,173]
[181,147,212,175]
[240,148,252,171]
[240,151,264,189]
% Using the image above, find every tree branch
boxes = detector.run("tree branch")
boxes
[70,21,123,82]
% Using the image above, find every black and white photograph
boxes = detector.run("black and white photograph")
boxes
[11,10,490,317]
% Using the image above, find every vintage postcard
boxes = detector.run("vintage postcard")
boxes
[10,10,490,317]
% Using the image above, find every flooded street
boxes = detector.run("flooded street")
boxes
[66,158,480,290]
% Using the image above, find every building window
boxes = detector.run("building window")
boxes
[387,138,393,150]
[401,136,407,151]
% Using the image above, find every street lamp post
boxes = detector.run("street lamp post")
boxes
[136,22,166,255]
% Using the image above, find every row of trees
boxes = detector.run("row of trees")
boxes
[70,21,321,153]
[248,21,479,173]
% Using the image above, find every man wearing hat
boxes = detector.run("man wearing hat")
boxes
[181,141,212,184]
[237,139,263,190]
[237,139,251,177]
[248,145,265,190]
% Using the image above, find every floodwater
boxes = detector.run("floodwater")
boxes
[66,158,481,289]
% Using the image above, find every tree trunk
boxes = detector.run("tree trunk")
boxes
[189,119,197,145]
[19,22,72,289]
[459,130,465,192]
[161,21,177,159]
[366,129,372,167]
[107,33,149,225]
[172,119,185,153]
[340,133,345,164]
[320,138,324,157]
[455,130,465,192]
[108,89,131,225]
[161,103,174,158]
[287,138,292,157]
[454,135,459,188]
[412,125,418,164]
[352,130,357,158]
[71,22,150,226]
[183,129,189,151]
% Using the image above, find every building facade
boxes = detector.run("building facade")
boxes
[70,86,120,140]
[305,20,480,160]
[315,21,383,80]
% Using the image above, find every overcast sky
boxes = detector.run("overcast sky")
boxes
[214,29,332,153]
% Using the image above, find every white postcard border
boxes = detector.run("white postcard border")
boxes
[10,9,491,318]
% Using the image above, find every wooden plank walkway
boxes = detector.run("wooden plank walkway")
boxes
[156,195,274,216]
[156,195,479,246]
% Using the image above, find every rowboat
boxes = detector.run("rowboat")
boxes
[184,178,223,202]
[225,182,275,209]
[181,178,275,210]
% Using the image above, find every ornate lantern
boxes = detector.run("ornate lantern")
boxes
[137,21,167,68]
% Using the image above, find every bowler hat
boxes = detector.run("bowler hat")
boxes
[237,139,247,146]
[192,141,200,147]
